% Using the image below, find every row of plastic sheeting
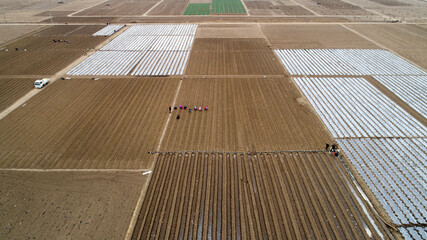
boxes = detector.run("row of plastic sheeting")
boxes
[92,24,124,36]
[373,75,427,119]
[293,77,427,138]
[68,24,197,76]
[399,227,427,240]
[338,138,426,227]
[275,49,426,76]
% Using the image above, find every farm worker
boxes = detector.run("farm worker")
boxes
[198,107,202,111]
[179,105,182,109]
[325,143,329,151]
[331,144,336,152]
[169,106,171,113]
[174,106,177,110]
[194,106,197,110]
[204,106,208,111]
[189,109,192,113]
[15,48,18,51]
[177,115,180,120]
[184,105,187,109]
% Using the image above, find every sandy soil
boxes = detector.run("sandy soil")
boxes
[185,38,285,75]
[160,77,332,152]
[0,78,179,169]
[260,23,378,48]
[346,24,427,69]
[147,0,189,15]
[0,78,35,112]
[132,152,388,239]
[0,25,46,45]
[195,24,265,38]
[74,0,159,16]
[34,25,104,36]
[0,170,147,240]
[292,0,375,15]
[245,1,314,15]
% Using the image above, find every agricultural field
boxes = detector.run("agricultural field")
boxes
[345,24,427,69]
[0,25,45,45]
[132,152,388,239]
[0,78,179,169]
[183,3,211,15]
[147,0,189,15]
[195,24,265,38]
[160,77,332,152]
[0,171,147,239]
[0,78,35,112]
[211,0,246,14]
[244,0,313,16]
[260,24,377,49]
[185,38,284,75]
[292,0,374,15]
[74,0,159,16]
[34,25,105,36]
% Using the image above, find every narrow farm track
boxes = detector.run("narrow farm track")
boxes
[132,152,390,239]
[0,78,179,169]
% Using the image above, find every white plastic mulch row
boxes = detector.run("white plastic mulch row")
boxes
[67,51,145,76]
[293,77,427,138]
[399,227,427,240]
[338,138,427,226]
[101,35,195,51]
[275,49,427,76]
[92,24,125,36]
[122,24,197,36]
[373,75,427,119]
[131,51,190,76]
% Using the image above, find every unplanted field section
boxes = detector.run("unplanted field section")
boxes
[34,25,104,36]
[0,78,179,169]
[294,77,427,138]
[74,0,159,16]
[0,78,35,112]
[185,38,284,75]
[0,171,147,240]
[338,138,427,226]
[132,152,385,239]
[260,24,377,49]
[161,77,331,151]
[93,24,125,36]
[244,1,313,15]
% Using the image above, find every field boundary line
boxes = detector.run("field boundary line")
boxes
[287,0,319,16]
[143,0,165,16]
[0,168,151,172]
[68,0,110,17]
[340,24,427,72]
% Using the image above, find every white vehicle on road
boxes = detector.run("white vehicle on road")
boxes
[34,78,50,89]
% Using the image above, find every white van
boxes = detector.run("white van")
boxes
[34,78,50,89]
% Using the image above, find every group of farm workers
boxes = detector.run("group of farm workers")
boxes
[169,105,209,120]
[326,143,339,157]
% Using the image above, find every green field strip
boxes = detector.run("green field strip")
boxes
[211,0,245,14]
[183,3,211,15]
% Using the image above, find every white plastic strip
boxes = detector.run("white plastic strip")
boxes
[92,24,125,36]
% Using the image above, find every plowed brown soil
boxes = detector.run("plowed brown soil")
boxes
[0,78,35,112]
[260,23,378,48]
[147,0,189,15]
[34,25,105,36]
[132,152,389,239]
[346,24,427,69]
[0,170,147,239]
[0,78,179,169]
[0,36,105,75]
[185,38,285,75]
[292,0,374,15]
[195,24,265,38]
[245,1,314,15]
[160,77,332,151]
[75,0,158,16]
[0,25,45,45]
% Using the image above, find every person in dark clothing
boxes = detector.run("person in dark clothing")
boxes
[326,143,329,150]
[176,115,180,120]
[15,48,18,51]
[169,106,171,113]
[331,144,336,152]
[174,106,177,110]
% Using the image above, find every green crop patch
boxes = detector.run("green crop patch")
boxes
[183,3,211,15]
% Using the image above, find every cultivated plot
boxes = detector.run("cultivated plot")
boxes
[185,38,284,75]
[338,138,426,226]
[0,171,147,239]
[293,77,427,138]
[0,78,179,169]
[161,77,332,151]
[68,24,197,76]
[211,0,246,14]
[399,227,427,240]
[0,78,36,112]
[373,75,427,118]
[275,49,427,76]
[183,3,211,15]
[132,152,386,239]
[34,25,104,36]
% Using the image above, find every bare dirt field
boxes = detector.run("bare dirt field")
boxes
[195,24,265,38]
[147,0,189,15]
[245,1,314,15]
[0,25,46,45]
[0,78,35,112]
[35,10,75,16]
[75,0,159,16]
[292,0,375,15]
[0,170,147,239]
[185,38,285,75]
[0,35,105,75]
[40,16,115,23]
[132,152,389,239]
[160,77,332,152]
[260,23,378,48]
[0,78,179,169]
[346,24,427,69]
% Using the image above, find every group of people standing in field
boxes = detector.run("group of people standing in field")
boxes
[169,105,209,120]
[326,143,339,156]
